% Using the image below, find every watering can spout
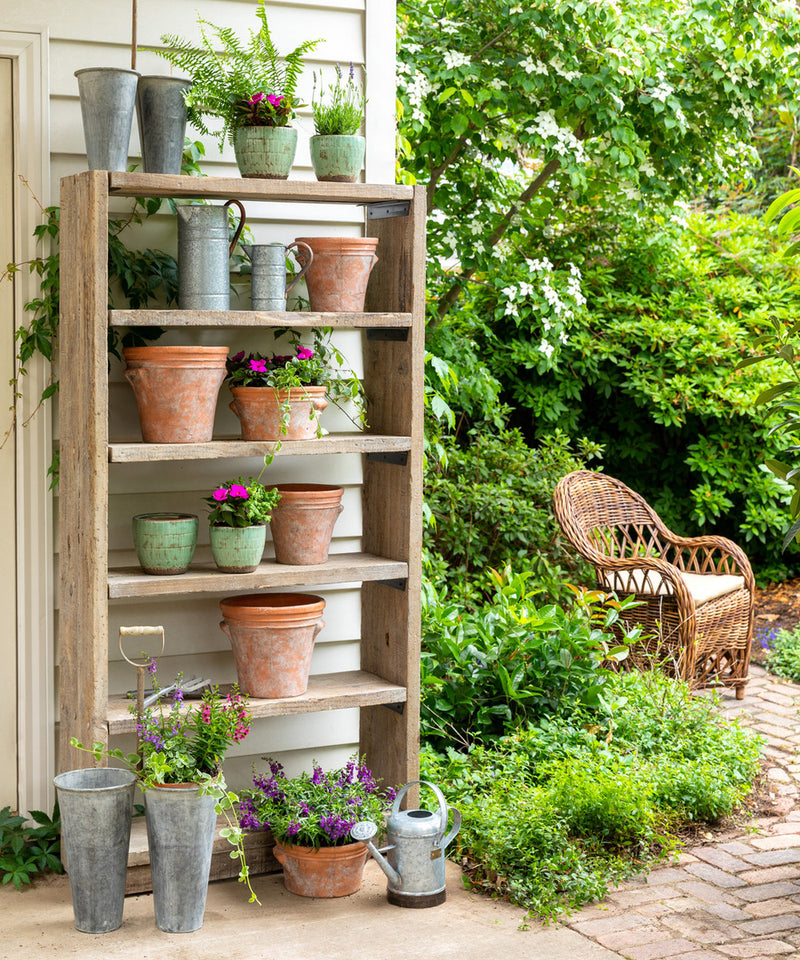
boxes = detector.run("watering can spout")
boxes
[350,821,401,887]
[241,244,253,259]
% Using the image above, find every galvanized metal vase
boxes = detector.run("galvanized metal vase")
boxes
[136,75,190,175]
[209,523,267,573]
[309,134,365,183]
[54,768,137,934]
[233,125,298,179]
[132,513,198,575]
[75,67,139,171]
[145,783,216,934]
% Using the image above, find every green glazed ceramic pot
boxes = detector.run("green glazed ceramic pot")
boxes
[309,135,365,183]
[132,513,198,575]
[209,523,267,573]
[233,126,297,179]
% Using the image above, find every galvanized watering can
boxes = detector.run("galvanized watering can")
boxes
[242,241,314,311]
[177,200,246,310]
[351,780,461,908]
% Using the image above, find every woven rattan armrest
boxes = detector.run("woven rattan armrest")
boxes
[657,531,755,592]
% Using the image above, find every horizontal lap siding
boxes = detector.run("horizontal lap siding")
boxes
[36,0,395,789]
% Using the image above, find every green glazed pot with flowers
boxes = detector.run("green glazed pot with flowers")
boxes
[310,64,366,183]
[153,0,319,179]
[206,476,281,573]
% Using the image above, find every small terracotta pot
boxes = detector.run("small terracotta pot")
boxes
[269,484,344,565]
[123,346,229,443]
[219,593,325,698]
[209,523,266,574]
[229,386,328,441]
[273,840,368,898]
[293,237,379,312]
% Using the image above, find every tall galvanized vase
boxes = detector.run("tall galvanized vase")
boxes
[54,768,137,934]
[136,75,190,174]
[145,783,217,933]
[75,67,139,171]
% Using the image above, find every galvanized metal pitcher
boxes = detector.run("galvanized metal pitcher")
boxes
[242,241,314,311]
[351,779,461,908]
[177,200,246,310]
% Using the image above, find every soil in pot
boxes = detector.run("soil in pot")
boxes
[123,346,229,443]
[269,484,344,565]
[293,237,379,312]
[229,385,328,441]
[219,593,325,698]
[273,840,369,897]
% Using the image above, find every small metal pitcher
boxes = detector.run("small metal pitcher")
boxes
[242,241,314,311]
[177,200,246,310]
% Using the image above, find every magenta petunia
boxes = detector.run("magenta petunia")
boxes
[249,358,268,373]
[229,484,249,499]
[266,94,284,107]
[296,347,314,360]
[212,488,229,501]
[249,92,265,105]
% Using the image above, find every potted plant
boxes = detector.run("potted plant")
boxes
[154,1,320,179]
[226,330,367,443]
[238,756,396,897]
[310,63,367,183]
[70,672,258,932]
[205,476,281,574]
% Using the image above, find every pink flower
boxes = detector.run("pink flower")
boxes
[201,704,211,724]
[266,94,284,107]
[249,358,268,373]
[212,488,228,501]
[229,484,249,499]
[249,92,265,105]
[297,347,314,360]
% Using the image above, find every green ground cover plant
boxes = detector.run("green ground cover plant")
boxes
[0,806,61,890]
[761,625,800,683]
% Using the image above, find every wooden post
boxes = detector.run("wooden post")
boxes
[58,172,110,771]
[360,186,426,791]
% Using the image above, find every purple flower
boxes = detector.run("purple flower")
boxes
[287,821,301,837]
[249,92,266,105]
[231,350,245,363]
[212,487,228,502]
[229,484,249,499]
[172,687,184,704]
[249,358,268,373]
[310,764,327,786]
[757,625,780,650]
[147,657,158,676]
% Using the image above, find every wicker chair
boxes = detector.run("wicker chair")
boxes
[553,470,754,699]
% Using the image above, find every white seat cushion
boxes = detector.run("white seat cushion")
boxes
[601,567,745,607]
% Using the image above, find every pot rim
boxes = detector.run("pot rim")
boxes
[75,66,140,78]
[229,384,327,398]
[270,483,344,496]
[133,512,198,523]
[294,236,378,247]
[274,839,367,856]
[220,592,325,611]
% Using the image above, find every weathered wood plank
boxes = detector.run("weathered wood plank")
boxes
[108,172,413,203]
[58,172,110,772]
[109,309,412,328]
[108,670,408,734]
[107,552,408,598]
[359,185,426,792]
[108,434,412,462]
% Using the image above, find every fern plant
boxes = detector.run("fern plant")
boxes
[155,1,320,146]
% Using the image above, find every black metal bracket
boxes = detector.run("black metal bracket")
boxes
[363,200,411,220]
[379,578,408,592]
[366,328,410,342]
[365,451,409,467]
[383,701,406,715]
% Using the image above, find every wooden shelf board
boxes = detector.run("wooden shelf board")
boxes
[108,433,412,462]
[109,309,412,328]
[107,172,413,204]
[107,552,408,598]
[107,670,408,734]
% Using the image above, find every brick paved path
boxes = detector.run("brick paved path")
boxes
[564,665,800,959]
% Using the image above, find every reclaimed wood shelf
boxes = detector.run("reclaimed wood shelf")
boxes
[108,433,412,463]
[107,670,407,735]
[108,553,408,599]
[59,170,425,805]
[109,309,412,328]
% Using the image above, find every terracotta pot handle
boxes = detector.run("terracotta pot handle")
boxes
[313,619,325,640]
[273,845,285,865]
[219,620,230,637]
[312,395,328,412]
[123,368,140,384]
[337,504,344,516]
[229,400,240,417]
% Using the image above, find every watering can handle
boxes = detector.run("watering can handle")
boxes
[285,241,314,296]
[392,780,454,846]
[224,199,247,255]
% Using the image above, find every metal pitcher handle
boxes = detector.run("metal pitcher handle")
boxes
[224,199,247,255]
[284,241,314,296]
[392,780,455,847]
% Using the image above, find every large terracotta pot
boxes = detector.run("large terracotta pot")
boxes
[273,840,368,898]
[269,484,344,565]
[293,237,379,312]
[229,385,328,441]
[123,346,229,443]
[219,593,325,698]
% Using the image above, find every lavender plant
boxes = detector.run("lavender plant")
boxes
[311,63,366,136]
[239,756,396,848]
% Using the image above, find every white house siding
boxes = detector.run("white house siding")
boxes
[1,0,396,810]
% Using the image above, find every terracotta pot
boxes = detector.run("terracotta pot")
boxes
[293,237,379,312]
[269,484,344,565]
[229,385,328,441]
[123,346,229,443]
[219,593,325,698]
[209,523,266,573]
[273,840,368,898]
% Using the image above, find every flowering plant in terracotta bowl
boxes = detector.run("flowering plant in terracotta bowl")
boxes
[238,756,395,898]
[204,476,280,573]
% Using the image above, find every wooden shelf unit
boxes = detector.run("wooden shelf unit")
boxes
[58,171,425,794]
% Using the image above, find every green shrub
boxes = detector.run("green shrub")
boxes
[0,805,62,890]
[764,626,800,683]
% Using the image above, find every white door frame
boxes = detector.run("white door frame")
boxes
[0,28,53,814]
